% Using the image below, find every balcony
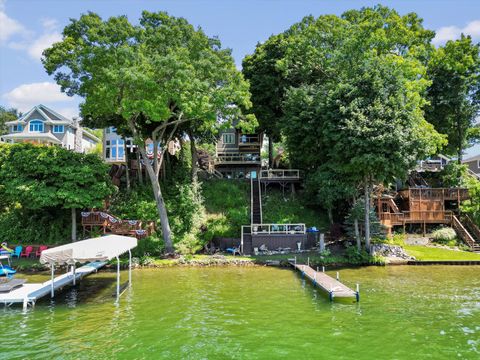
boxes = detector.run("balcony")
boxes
[238,134,261,146]
[214,153,261,165]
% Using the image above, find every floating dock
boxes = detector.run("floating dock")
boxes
[0,261,105,310]
[289,260,359,302]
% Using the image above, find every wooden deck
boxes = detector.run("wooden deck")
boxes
[289,260,359,301]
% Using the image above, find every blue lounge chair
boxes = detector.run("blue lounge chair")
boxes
[12,246,22,259]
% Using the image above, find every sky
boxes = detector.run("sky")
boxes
[1,0,480,154]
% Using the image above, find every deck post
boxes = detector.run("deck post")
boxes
[116,256,120,302]
[72,264,76,286]
[128,249,132,287]
[50,264,55,298]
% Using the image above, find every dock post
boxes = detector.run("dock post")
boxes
[116,256,120,302]
[294,256,297,267]
[336,272,339,281]
[307,257,309,267]
[128,250,132,287]
[316,267,319,272]
[302,265,305,277]
[322,266,325,273]
[319,233,325,252]
[313,271,317,286]
[72,264,76,286]
[329,290,334,302]
[356,284,360,302]
[50,264,55,298]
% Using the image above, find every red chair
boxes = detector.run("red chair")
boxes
[35,246,48,258]
[20,246,33,258]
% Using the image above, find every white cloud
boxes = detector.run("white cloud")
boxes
[41,18,59,32]
[0,10,27,44]
[2,82,73,112]
[27,32,62,60]
[56,106,79,119]
[434,19,480,45]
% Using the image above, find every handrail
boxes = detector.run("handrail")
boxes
[398,188,469,201]
[250,223,306,234]
[215,153,261,164]
[452,215,476,248]
[461,214,480,241]
[238,134,260,145]
[260,169,300,179]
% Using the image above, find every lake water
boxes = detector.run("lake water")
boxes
[1,266,479,359]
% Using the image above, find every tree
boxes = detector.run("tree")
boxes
[256,6,445,249]
[43,11,256,252]
[0,143,114,242]
[0,106,19,135]
[425,35,480,162]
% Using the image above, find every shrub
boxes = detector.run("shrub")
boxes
[431,227,457,244]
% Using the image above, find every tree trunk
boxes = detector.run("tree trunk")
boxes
[364,181,371,252]
[71,208,77,242]
[354,219,361,251]
[327,207,333,224]
[138,145,174,253]
[268,136,274,168]
[124,141,130,190]
[137,151,143,185]
[189,131,198,183]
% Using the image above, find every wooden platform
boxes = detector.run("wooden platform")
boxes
[0,261,106,309]
[290,260,359,301]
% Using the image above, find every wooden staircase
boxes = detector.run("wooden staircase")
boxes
[251,177,262,224]
[451,215,480,253]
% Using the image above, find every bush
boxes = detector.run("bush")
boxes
[431,227,457,244]
[133,235,164,257]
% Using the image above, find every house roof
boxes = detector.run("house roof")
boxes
[6,104,73,126]
[462,154,480,163]
[1,132,62,144]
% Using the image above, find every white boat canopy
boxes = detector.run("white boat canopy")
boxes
[40,235,137,265]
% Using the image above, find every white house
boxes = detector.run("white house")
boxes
[1,104,99,152]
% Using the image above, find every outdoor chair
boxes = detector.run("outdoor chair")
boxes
[12,246,22,259]
[226,246,240,256]
[35,246,48,258]
[20,246,33,258]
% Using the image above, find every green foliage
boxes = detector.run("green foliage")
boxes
[425,35,480,159]
[262,191,328,230]
[202,180,249,238]
[439,162,468,187]
[246,5,445,219]
[133,235,164,258]
[0,143,114,210]
[431,227,457,245]
[0,206,71,244]
[344,199,387,240]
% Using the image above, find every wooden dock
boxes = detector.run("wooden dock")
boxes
[0,261,106,310]
[289,260,359,302]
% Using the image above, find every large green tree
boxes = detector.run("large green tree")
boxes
[425,35,480,162]
[0,143,114,242]
[251,6,445,249]
[43,11,255,252]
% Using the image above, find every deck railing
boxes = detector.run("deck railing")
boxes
[238,134,261,145]
[260,169,300,179]
[379,210,453,224]
[214,153,261,164]
[251,223,306,234]
[399,188,469,201]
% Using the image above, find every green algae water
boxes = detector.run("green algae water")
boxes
[1,266,479,359]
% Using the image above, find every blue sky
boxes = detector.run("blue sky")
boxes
[1,0,480,155]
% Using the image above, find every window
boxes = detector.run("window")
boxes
[11,125,23,132]
[222,133,235,144]
[111,145,117,159]
[29,120,44,132]
[118,146,124,159]
[53,125,64,133]
[105,147,110,159]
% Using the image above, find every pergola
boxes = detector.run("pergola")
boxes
[40,235,137,301]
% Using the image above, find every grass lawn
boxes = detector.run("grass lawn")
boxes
[403,245,480,261]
